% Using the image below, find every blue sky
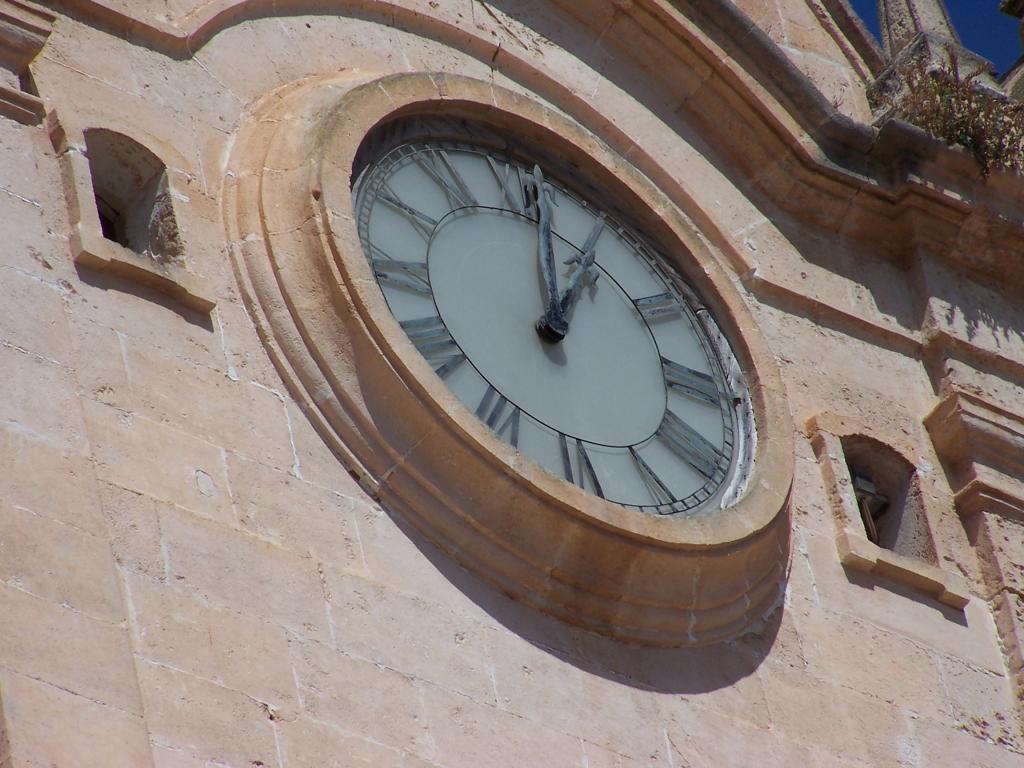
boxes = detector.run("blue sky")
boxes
[847,0,1022,75]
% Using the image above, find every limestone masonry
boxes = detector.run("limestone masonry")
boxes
[1,0,1024,766]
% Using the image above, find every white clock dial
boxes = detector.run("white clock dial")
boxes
[354,139,746,515]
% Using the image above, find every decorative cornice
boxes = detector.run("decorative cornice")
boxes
[925,391,1024,520]
[0,0,52,125]
[0,0,54,72]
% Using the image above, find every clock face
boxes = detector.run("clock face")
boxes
[353,138,748,515]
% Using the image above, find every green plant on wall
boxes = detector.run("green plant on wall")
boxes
[881,50,1024,176]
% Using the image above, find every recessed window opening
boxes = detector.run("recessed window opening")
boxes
[842,435,938,565]
[83,128,183,265]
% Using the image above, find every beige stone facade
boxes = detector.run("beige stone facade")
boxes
[1,0,1024,766]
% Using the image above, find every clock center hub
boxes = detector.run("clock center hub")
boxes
[428,207,665,446]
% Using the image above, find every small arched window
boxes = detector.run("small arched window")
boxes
[841,434,937,564]
[84,128,183,264]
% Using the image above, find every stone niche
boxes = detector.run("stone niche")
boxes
[47,113,214,313]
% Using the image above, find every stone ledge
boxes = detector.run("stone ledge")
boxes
[925,391,1024,493]
[0,83,42,124]
[0,0,54,73]
[836,527,970,608]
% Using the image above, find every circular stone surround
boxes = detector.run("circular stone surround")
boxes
[224,71,793,646]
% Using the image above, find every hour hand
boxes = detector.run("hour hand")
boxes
[525,165,568,343]
[558,213,605,318]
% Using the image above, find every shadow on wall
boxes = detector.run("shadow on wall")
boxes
[384,506,783,695]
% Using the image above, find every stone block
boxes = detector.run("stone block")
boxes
[283,399,368,499]
[69,319,131,409]
[0,266,72,363]
[150,744,208,768]
[229,453,362,566]
[135,661,278,767]
[913,716,1024,768]
[98,482,166,579]
[0,584,140,713]
[0,424,104,533]
[939,655,1021,750]
[979,513,1024,595]
[276,717,403,768]
[420,683,586,768]
[801,529,1005,673]
[83,399,234,525]
[346,501,483,614]
[0,670,151,768]
[760,662,913,766]
[795,607,946,721]
[327,572,495,704]
[160,506,329,642]
[213,295,282,389]
[124,337,296,470]
[0,345,86,452]
[663,703,810,768]
[0,502,123,622]
[289,638,431,755]
[125,571,297,708]
[63,263,222,371]
[487,628,670,762]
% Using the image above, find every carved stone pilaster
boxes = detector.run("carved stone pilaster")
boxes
[926,387,1024,739]
[0,0,53,124]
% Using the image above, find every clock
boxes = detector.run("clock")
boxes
[227,72,792,645]
[352,135,751,516]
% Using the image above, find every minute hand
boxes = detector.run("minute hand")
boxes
[529,166,568,342]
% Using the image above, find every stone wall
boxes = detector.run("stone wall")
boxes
[0,1,1022,766]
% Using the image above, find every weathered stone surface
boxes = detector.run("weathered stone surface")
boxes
[136,661,279,767]
[275,716,404,768]
[0,584,140,713]
[0,671,151,768]
[0,502,123,622]
[160,506,330,642]
[290,638,432,755]
[125,571,297,708]
[0,266,72,363]
[229,452,362,566]
[84,399,234,524]
[0,424,104,534]
[0,345,85,452]
[0,0,1022,765]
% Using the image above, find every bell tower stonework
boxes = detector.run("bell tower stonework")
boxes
[1,1,1024,766]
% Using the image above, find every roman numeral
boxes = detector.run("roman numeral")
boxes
[486,155,524,214]
[496,406,521,448]
[629,446,675,506]
[576,440,604,498]
[634,292,682,321]
[368,244,430,295]
[558,432,574,484]
[399,316,463,373]
[661,357,719,405]
[475,385,509,427]
[656,409,725,481]
[414,150,477,208]
[378,184,437,239]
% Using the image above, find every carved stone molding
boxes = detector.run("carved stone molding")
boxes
[0,0,52,124]
[224,71,794,646]
[925,391,1024,520]
[925,383,1024,737]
